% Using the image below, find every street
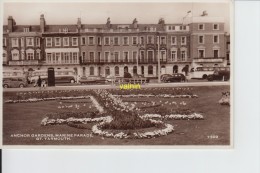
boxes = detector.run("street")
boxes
[3,81,230,92]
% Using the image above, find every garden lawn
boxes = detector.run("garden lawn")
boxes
[3,85,230,145]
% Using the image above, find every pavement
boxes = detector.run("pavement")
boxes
[2,81,230,92]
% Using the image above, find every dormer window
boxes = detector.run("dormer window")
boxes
[63,28,68,33]
[23,28,30,32]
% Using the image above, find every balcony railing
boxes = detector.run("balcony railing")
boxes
[193,57,225,63]
[82,59,167,64]
[8,60,39,66]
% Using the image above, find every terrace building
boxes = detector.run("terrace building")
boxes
[2,15,229,78]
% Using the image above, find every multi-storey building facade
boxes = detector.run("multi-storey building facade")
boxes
[2,15,230,78]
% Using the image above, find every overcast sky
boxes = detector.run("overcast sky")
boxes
[3,2,230,32]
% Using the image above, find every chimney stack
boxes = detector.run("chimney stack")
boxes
[106,17,111,28]
[77,18,82,29]
[132,18,138,29]
[40,14,45,33]
[8,16,14,32]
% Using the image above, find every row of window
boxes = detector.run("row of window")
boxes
[198,24,220,30]
[11,37,41,47]
[197,49,220,58]
[81,36,171,46]
[86,65,155,76]
[11,51,41,61]
[198,35,219,44]
[82,50,171,62]
[46,52,79,64]
[46,37,78,47]
[5,35,220,48]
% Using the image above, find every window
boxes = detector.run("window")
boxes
[213,24,219,30]
[55,37,61,46]
[72,52,78,63]
[181,51,186,61]
[115,66,119,76]
[63,37,69,46]
[172,26,175,30]
[213,49,219,58]
[55,53,60,64]
[171,37,176,45]
[36,38,40,47]
[90,67,94,75]
[81,37,86,45]
[104,37,110,45]
[3,38,7,47]
[198,24,204,30]
[114,52,119,62]
[147,36,153,44]
[198,35,204,44]
[132,36,138,45]
[181,36,186,45]
[133,51,137,62]
[160,36,166,44]
[88,37,95,45]
[123,37,129,45]
[213,35,219,43]
[36,52,40,60]
[63,28,68,33]
[140,37,144,45]
[148,65,153,75]
[12,38,19,47]
[47,53,52,63]
[124,52,129,62]
[27,52,34,60]
[23,28,30,32]
[82,52,86,62]
[147,50,153,63]
[171,51,177,61]
[89,52,94,62]
[114,37,119,45]
[140,50,145,62]
[46,38,52,47]
[105,52,110,62]
[64,53,69,63]
[105,66,110,75]
[160,50,166,61]
[98,37,102,45]
[198,49,205,58]
[26,37,34,46]
[72,37,78,46]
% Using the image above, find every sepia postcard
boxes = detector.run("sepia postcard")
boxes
[1,1,232,147]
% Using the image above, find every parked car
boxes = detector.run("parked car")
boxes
[79,76,106,84]
[164,73,186,82]
[105,75,116,82]
[32,75,76,86]
[132,74,144,78]
[161,74,173,82]
[207,69,230,81]
[55,76,76,83]
[3,77,28,88]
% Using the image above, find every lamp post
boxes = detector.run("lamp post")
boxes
[157,34,161,83]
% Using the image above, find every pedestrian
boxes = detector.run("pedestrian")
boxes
[37,76,42,89]
[77,75,81,83]
[41,80,47,89]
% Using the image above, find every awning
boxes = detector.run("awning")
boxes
[45,48,79,53]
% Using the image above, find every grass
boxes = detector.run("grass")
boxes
[3,85,230,145]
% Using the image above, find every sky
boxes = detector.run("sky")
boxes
[3,2,230,32]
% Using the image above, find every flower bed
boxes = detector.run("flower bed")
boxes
[113,94,198,98]
[140,113,204,120]
[92,119,174,139]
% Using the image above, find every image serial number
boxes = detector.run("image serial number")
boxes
[207,135,219,139]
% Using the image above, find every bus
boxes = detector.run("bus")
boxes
[190,67,230,79]
[3,70,26,79]
[30,69,76,84]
